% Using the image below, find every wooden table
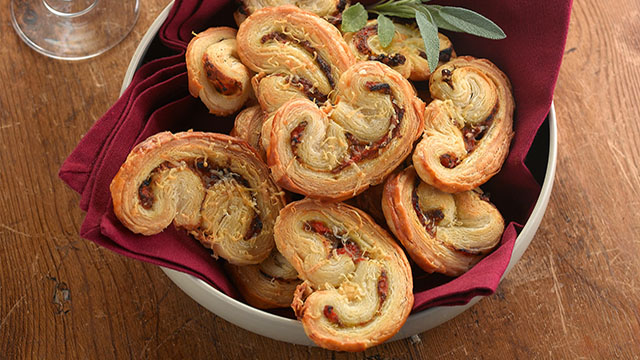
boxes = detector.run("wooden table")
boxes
[1,0,638,358]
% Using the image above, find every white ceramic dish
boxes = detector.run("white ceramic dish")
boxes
[121,2,557,346]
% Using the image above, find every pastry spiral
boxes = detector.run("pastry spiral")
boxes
[186,27,252,116]
[344,20,456,81]
[226,249,301,309]
[267,61,425,200]
[234,0,347,26]
[412,56,515,193]
[382,166,504,276]
[110,132,285,265]
[236,5,356,114]
[275,199,413,351]
[230,106,267,161]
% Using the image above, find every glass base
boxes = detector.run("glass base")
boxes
[11,0,140,60]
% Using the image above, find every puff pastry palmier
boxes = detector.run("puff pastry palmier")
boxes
[236,5,356,114]
[110,132,285,265]
[186,27,252,116]
[226,249,301,309]
[382,166,504,276]
[234,0,347,26]
[344,20,456,81]
[230,106,267,160]
[413,56,514,193]
[267,61,424,200]
[275,199,413,351]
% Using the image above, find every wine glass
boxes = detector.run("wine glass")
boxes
[10,0,139,60]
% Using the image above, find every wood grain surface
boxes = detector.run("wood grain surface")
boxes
[1,0,639,358]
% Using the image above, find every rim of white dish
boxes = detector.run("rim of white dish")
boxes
[120,1,558,346]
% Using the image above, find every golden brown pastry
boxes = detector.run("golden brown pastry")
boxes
[234,0,347,26]
[110,131,285,265]
[275,199,413,351]
[236,5,356,114]
[413,56,514,193]
[186,27,252,116]
[267,61,425,200]
[382,166,504,276]
[230,105,267,161]
[226,249,302,309]
[344,20,456,81]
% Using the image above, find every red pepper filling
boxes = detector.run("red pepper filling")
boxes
[331,83,404,173]
[462,110,495,153]
[261,32,335,88]
[353,25,406,67]
[304,220,332,235]
[323,305,341,325]
[439,153,460,169]
[138,178,154,209]
[303,220,366,263]
[412,180,445,236]
[194,160,250,188]
[290,121,307,148]
[441,68,454,89]
[244,215,263,241]
[288,77,328,105]
[377,270,388,303]
[365,81,392,94]
[336,242,365,264]
[202,53,242,96]
[137,163,175,210]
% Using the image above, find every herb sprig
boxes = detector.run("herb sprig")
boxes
[342,1,506,72]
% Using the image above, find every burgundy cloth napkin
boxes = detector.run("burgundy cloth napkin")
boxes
[59,0,572,312]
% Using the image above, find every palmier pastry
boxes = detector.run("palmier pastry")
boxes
[275,199,413,351]
[344,20,456,81]
[186,27,252,116]
[236,5,356,114]
[234,0,347,26]
[226,249,301,309]
[267,61,424,200]
[110,132,285,265]
[230,106,267,160]
[413,56,514,193]
[382,166,504,276]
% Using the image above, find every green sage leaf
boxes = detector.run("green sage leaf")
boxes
[369,8,416,18]
[377,14,395,48]
[415,9,439,72]
[435,6,506,39]
[342,3,369,33]
[368,0,421,18]
[425,5,464,32]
